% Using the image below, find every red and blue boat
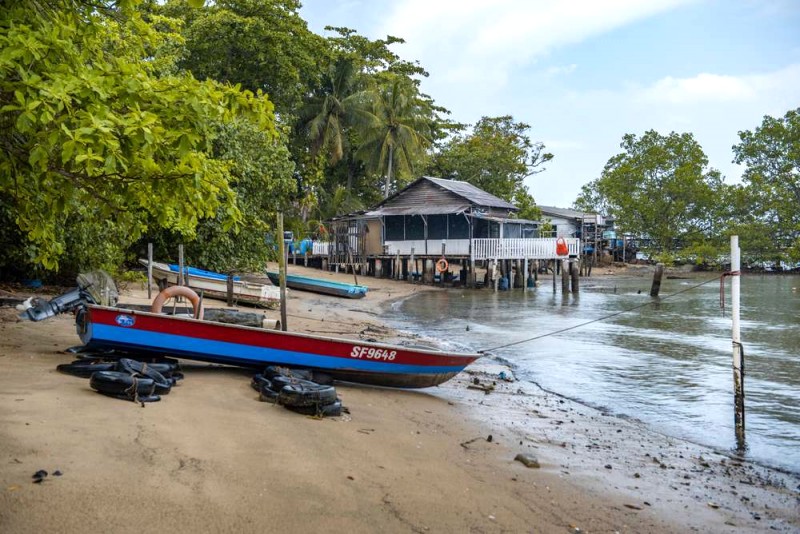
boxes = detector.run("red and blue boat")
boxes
[20,273,479,388]
[73,304,478,388]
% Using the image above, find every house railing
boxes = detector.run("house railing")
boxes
[471,238,580,260]
[310,237,580,261]
[312,242,330,256]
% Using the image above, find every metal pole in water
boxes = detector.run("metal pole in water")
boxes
[278,213,288,331]
[731,235,745,449]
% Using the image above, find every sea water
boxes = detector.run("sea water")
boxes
[389,274,800,473]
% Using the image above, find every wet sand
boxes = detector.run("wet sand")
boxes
[0,265,798,533]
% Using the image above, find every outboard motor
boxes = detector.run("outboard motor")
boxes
[19,270,119,322]
[21,287,87,321]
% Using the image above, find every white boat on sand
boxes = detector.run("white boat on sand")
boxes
[141,260,281,308]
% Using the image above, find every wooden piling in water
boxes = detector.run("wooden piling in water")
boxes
[469,257,476,288]
[570,260,579,293]
[561,259,570,293]
[650,263,665,297]
[523,258,528,293]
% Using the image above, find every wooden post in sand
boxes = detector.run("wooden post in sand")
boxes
[146,243,153,299]
[178,244,184,287]
[277,213,288,332]
[731,236,745,450]
[650,263,665,297]
[226,273,234,307]
[409,248,415,284]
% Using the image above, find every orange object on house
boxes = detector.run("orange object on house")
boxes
[555,237,569,256]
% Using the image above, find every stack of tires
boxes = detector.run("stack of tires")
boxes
[57,355,182,404]
[251,366,343,417]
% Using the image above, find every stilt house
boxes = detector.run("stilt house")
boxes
[319,177,580,286]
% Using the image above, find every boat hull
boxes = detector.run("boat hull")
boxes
[77,306,479,388]
[145,261,280,308]
[266,272,367,299]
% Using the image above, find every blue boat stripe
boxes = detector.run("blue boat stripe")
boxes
[91,325,460,375]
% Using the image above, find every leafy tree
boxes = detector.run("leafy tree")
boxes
[162,121,296,273]
[429,115,551,219]
[161,0,327,117]
[356,75,433,198]
[573,179,611,215]
[299,57,367,169]
[583,130,725,257]
[733,108,800,262]
[0,0,280,272]
[324,26,429,79]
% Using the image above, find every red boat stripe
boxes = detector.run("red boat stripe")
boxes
[90,308,479,368]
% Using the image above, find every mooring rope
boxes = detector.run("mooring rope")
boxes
[477,274,726,354]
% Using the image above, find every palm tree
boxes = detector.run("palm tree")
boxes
[356,76,432,198]
[300,58,365,167]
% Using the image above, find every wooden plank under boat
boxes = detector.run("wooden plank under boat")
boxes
[265,271,367,299]
[75,305,479,388]
[142,260,281,308]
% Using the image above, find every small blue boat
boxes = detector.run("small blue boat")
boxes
[266,271,368,299]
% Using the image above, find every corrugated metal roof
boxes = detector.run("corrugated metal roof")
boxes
[538,205,596,219]
[375,176,517,211]
[365,203,471,216]
[425,177,517,209]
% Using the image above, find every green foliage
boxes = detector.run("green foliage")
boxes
[584,130,725,254]
[162,0,327,117]
[733,108,800,263]
[0,0,279,271]
[356,75,434,198]
[572,180,610,215]
[324,26,429,79]
[298,57,366,167]
[429,115,551,214]
[183,121,295,272]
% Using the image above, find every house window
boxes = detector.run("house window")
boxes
[448,214,470,239]
[406,215,425,240]
[427,215,447,239]
[473,218,500,238]
[504,224,521,239]
[385,216,404,240]
[522,224,538,238]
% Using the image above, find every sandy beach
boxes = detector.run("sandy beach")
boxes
[1,265,798,533]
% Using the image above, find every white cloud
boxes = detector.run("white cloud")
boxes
[638,64,800,104]
[544,64,577,78]
[377,0,696,86]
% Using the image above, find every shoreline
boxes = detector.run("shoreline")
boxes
[0,266,798,532]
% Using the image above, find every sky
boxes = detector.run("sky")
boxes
[299,0,800,208]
